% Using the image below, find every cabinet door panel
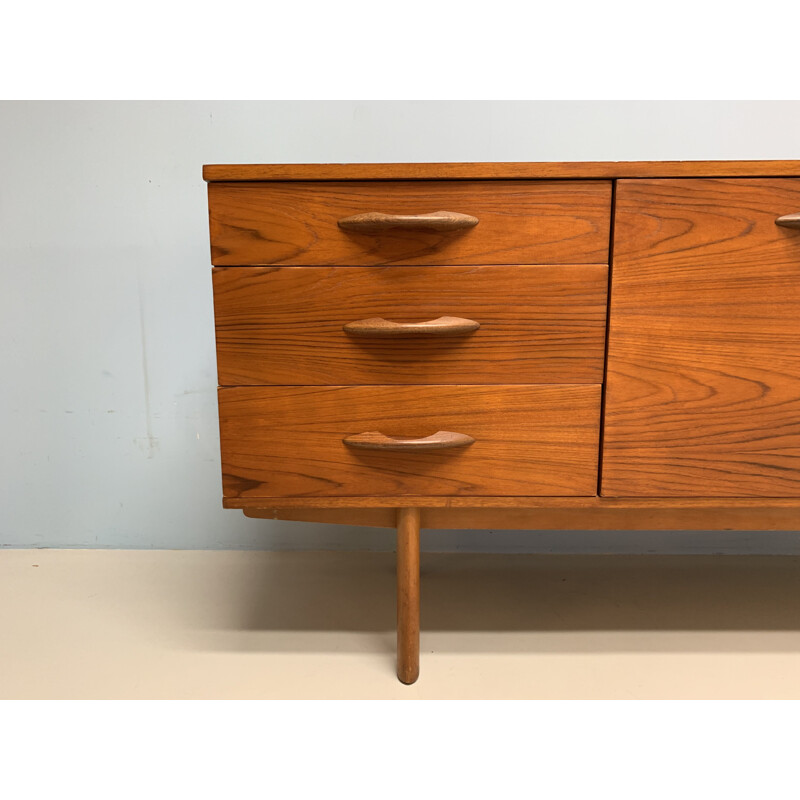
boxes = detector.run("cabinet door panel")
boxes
[602,178,800,496]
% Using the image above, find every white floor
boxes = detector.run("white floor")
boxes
[2,549,800,699]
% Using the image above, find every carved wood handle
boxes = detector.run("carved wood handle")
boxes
[776,213,800,229]
[343,430,475,451]
[343,316,480,337]
[337,210,479,233]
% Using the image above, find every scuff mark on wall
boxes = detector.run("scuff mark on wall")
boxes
[137,268,158,458]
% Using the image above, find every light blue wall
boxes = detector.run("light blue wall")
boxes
[3,101,800,551]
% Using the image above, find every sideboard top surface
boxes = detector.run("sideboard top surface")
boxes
[203,160,800,182]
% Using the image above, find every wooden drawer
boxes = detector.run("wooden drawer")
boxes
[602,178,800,496]
[213,265,608,385]
[208,180,612,266]
[219,385,601,497]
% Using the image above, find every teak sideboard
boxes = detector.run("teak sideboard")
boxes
[204,160,800,683]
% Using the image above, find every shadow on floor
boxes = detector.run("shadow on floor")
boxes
[185,553,800,655]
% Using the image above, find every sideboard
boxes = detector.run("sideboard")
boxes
[204,160,800,683]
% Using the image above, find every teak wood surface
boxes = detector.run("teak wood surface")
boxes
[244,505,800,531]
[343,430,476,451]
[338,210,478,232]
[218,385,601,498]
[602,178,800,496]
[212,265,608,385]
[396,508,420,684]
[227,497,800,509]
[203,161,800,182]
[207,180,611,266]
[342,315,481,337]
[206,162,800,517]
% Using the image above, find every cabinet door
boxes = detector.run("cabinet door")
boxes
[602,178,800,497]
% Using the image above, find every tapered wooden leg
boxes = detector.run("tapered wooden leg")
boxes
[396,507,421,684]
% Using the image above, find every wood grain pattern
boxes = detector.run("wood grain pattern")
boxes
[396,507,420,684]
[219,385,601,498]
[343,430,475,451]
[342,315,480,337]
[231,497,800,509]
[208,181,611,266]
[244,505,800,531]
[212,266,608,385]
[602,178,800,497]
[203,161,800,182]
[338,210,478,232]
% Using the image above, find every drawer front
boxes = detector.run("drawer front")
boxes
[602,178,800,497]
[208,181,612,266]
[213,265,608,385]
[219,385,601,497]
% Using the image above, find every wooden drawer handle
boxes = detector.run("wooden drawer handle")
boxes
[343,316,480,337]
[337,210,479,233]
[343,430,475,451]
[776,213,800,229]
